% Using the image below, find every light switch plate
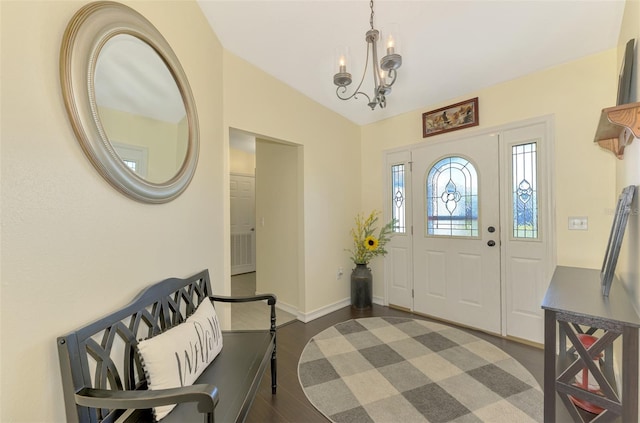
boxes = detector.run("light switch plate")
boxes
[568,216,588,230]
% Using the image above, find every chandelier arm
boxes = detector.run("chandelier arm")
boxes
[335,41,373,103]
[369,33,382,95]
[335,86,372,104]
[384,69,398,87]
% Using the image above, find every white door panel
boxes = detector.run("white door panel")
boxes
[501,123,554,343]
[385,150,413,309]
[412,134,501,334]
[388,246,410,299]
[230,174,256,275]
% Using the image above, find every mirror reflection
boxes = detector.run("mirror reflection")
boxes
[94,34,188,184]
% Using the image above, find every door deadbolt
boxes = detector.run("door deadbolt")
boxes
[488,226,496,233]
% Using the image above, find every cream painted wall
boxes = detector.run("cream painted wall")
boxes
[98,106,183,182]
[0,1,224,422]
[230,147,256,175]
[361,50,618,297]
[222,51,362,316]
[255,139,300,308]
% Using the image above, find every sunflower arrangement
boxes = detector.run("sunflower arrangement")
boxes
[347,210,395,265]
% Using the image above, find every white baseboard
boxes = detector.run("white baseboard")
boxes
[275,300,297,317]
[298,298,350,323]
[296,296,385,323]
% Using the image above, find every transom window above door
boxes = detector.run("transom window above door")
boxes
[426,156,479,237]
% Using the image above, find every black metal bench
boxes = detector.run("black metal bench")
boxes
[57,269,277,422]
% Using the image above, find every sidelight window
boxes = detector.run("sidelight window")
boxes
[512,142,538,239]
[391,164,406,233]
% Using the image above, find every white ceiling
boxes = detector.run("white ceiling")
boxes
[198,0,626,126]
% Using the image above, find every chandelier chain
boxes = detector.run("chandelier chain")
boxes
[369,0,374,30]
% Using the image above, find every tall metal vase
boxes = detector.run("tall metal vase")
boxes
[351,263,372,310]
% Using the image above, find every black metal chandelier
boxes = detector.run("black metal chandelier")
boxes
[333,0,402,110]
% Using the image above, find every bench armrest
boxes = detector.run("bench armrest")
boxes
[210,294,276,306]
[210,294,278,331]
[75,384,219,415]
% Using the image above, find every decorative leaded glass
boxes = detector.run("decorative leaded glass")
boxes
[391,164,406,233]
[427,156,478,237]
[512,142,538,238]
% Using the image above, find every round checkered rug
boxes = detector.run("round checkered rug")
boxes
[298,317,543,422]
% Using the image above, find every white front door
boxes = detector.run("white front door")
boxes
[383,118,554,343]
[230,174,256,275]
[412,133,502,334]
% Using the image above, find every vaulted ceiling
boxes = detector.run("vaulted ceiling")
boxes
[199,0,626,126]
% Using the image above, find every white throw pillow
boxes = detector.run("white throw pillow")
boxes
[137,298,223,420]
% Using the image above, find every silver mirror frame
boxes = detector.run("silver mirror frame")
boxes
[60,1,199,203]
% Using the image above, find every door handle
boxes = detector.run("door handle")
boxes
[487,240,496,247]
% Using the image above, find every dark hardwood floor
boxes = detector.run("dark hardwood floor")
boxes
[245,304,555,422]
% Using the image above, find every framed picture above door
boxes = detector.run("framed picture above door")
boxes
[422,97,479,138]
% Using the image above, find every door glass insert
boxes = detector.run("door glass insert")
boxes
[512,142,538,239]
[391,164,406,233]
[427,156,478,237]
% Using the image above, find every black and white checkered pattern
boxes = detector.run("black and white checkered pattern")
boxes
[298,317,542,422]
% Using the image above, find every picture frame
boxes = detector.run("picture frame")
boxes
[617,38,636,106]
[601,185,635,296]
[422,97,479,138]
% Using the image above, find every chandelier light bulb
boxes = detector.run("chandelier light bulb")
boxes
[386,35,395,55]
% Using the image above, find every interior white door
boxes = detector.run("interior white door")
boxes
[412,133,501,334]
[385,150,413,310]
[230,174,256,275]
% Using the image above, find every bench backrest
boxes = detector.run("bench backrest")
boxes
[57,270,213,423]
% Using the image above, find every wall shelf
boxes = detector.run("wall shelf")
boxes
[594,101,640,159]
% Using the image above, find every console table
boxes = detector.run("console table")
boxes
[542,266,640,422]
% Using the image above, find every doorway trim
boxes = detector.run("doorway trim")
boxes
[228,128,305,320]
[383,115,556,341]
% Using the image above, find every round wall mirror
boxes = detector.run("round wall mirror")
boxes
[60,1,199,203]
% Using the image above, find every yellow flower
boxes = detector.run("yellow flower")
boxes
[364,236,379,251]
[347,210,395,265]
